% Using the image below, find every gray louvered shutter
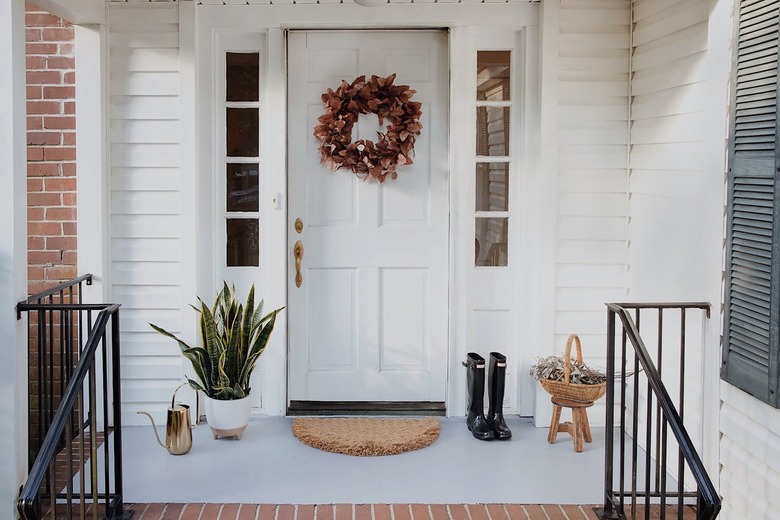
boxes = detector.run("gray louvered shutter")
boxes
[722,0,780,407]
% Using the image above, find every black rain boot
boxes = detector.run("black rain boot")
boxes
[463,353,495,441]
[487,352,512,440]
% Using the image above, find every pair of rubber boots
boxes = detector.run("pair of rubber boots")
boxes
[463,352,512,441]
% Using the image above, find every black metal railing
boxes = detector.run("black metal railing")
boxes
[598,303,720,520]
[18,274,94,465]
[17,278,129,519]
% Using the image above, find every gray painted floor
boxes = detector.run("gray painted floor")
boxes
[122,416,606,504]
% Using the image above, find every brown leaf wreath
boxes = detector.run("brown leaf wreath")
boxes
[313,73,422,183]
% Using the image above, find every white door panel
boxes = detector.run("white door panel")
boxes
[288,30,449,403]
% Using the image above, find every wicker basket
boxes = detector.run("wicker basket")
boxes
[539,334,606,403]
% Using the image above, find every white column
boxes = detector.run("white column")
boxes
[0,0,30,517]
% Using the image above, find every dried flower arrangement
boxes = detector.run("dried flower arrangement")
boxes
[313,73,422,183]
[529,355,607,385]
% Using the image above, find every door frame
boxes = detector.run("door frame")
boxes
[192,4,543,418]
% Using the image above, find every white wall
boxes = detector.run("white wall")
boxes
[107,4,190,425]
[545,0,631,427]
[0,1,30,515]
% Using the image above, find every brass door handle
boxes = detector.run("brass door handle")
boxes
[294,240,304,288]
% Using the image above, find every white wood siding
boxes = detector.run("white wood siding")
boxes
[108,4,185,425]
[555,0,630,425]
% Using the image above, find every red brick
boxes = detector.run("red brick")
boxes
[335,504,352,520]
[27,147,43,161]
[448,505,470,520]
[46,56,74,69]
[200,504,221,520]
[26,13,63,27]
[25,28,42,41]
[28,236,44,249]
[27,192,62,206]
[28,266,44,280]
[27,131,61,145]
[60,43,74,54]
[297,504,315,520]
[46,236,76,250]
[62,132,75,145]
[237,504,259,520]
[257,504,276,520]
[560,505,587,519]
[64,71,75,84]
[29,221,61,236]
[61,162,77,176]
[27,207,45,221]
[542,505,565,520]
[27,85,42,99]
[28,250,61,266]
[62,222,77,235]
[162,504,185,520]
[28,178,43,191]
[43,116,75,130]
[62,250,77,265]
[45,207,76,220]
[27,70,60,84]
[468,505,489,520]
[42,28,73,41]
[411,505,429,520]
[140,503,165,520]
[373,504,392,520]
[26,55,46,69]
[521,506,544,520]
[43,147,76,161]
[27,116,42,129]
[315,504,334,520]
[27,101,61,115]
[278,504,295,520]
[62,193,77,206]
[486,505,508,520]
[64,101,75,114]
[44,177,76,191]
[26,42,57,55]
[430,505,448,520]
[180,503,204,520]
[393,505,411,520]
[356,504,372,520]
[28,163,60,177]
[504,505,526,520]
[43,86,74,99]
[581,506,601,520]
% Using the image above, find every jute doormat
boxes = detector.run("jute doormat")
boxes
[291,417,440,456]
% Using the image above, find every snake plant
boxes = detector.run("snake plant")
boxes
[151,283,283,400]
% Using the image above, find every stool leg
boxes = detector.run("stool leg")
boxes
[581,408,592,443]
[572,408,583,452]
[548,404,562,444]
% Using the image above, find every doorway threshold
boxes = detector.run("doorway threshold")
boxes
[288,401,446,416]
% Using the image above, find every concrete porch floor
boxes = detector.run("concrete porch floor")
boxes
[121,416,607,504]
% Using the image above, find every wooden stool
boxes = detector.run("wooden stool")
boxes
[547,396,593,452]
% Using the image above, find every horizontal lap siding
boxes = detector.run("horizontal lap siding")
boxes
[108,4,184,425]
[556,0,630,427]
[628,0,712,485]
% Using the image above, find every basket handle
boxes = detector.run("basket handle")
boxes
[563,334,584,384]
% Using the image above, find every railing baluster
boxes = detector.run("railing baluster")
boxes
[599,303,720,520]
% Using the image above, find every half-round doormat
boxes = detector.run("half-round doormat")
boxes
[292,417,440,456]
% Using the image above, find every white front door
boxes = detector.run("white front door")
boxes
[287,30,449,406]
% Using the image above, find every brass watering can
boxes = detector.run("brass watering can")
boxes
[137,383,196,455]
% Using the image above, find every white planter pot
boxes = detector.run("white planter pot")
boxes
[204,394,251,440]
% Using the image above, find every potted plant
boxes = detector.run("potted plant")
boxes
[150,282,283,440]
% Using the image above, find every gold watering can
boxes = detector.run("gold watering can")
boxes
[137,383,196,455]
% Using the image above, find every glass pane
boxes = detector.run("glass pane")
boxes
[476,163,509,212]
[227,218,259,267]
[477,51,510,101]
[227,163,259,212]
[226,108,259,157]
[226,52,259,102]
[476,106,510,156]
[475,217,508,267]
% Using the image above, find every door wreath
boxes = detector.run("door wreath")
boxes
[313,73,422,183]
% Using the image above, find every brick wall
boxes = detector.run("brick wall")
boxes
[26,3,77,295]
